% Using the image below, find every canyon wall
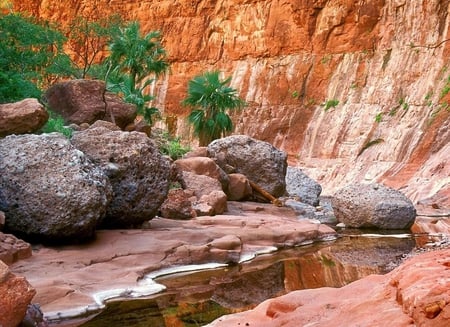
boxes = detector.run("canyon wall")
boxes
[12,0,450,204]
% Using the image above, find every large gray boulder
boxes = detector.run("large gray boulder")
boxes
[71,124,170,227]
[331,183,416,229]
[0,134,112,243]
[0,98,48,137]
[285,167,322,206]
[207,135,287,198]
[45,79,136,129]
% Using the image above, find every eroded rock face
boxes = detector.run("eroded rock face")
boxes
[0,98,48,137]
[207,135,287,198]
[208,248,450,327]
[331,183,416,229]
[11,1,450,208]
[0,133,112,243]
[71,126,170,227]
[285,167,322,206]
[45,79,136,129]
[0,261,36,327]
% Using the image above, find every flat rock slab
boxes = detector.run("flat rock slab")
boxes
[10,202,335,320]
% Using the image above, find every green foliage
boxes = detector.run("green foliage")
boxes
[358,138,384,156]
[40,111,73,138]
[183,70,246,146]
[424,92,433,106]
[399,97,409,111]
[320,255,335,267]
[94,21,169,125]
[159,133,191,160]
[375,112,383,123]
[64,14,124,78]
[0,13,73,103]
[323,99,339,111]
[440,75,450,99]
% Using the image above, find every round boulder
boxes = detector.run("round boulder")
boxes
[0,133,112,243]
[285,167,322,206]
[71,126,171,227]
[207,135,287,198]
[0,98,48,137]
[331,183,416,229]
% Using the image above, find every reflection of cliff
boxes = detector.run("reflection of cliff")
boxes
[13,0,450,203]
[284,236,416,292]
[79,236,416,325]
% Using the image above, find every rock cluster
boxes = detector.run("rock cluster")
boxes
[45,79,136,129]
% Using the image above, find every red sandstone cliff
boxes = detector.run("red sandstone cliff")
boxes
[12,0,450,204]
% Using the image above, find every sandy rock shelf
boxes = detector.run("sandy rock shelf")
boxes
[9,202,336,321]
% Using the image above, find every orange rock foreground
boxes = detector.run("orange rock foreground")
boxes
[10,202,335,321]
[208,248,450,327]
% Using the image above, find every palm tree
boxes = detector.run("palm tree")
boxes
[183,71,245,146]
[103,21,169,124]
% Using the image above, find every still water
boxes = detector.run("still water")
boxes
[59,230,421,327]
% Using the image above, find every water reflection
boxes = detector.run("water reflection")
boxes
[77,234,416,326]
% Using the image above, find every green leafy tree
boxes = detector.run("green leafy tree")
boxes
[64,14,124,78]
[0,13,73,103]
[95,21,169,124]
[183,71,245,146]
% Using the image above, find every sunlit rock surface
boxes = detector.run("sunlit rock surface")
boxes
[208,248,450,327]
[10,202,335,320]
[12,0,449,204]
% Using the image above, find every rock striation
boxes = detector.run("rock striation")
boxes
[11,0,449,205]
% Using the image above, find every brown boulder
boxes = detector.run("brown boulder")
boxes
[173,156,229,191]
[0,232,32,265]
[227,173,252,201]
[183,171,228,215]
[0,98,48,137]
[0,261,36,327]
[45,79,136,129]
[160,188,197,219]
